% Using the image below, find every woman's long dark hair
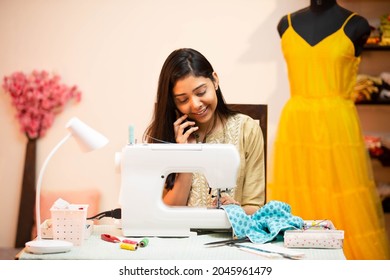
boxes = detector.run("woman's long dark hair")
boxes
[143,48,235,143]
[143,48,236,190]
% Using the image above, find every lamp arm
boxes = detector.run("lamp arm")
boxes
[35,133,72,240]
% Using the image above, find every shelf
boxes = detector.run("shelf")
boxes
[363,45,390,51]
[355,101,390,105]
[369,146,390,167]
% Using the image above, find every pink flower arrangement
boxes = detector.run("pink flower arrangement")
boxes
[2,70,82,139]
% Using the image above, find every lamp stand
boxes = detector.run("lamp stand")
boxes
[25,133,73,254]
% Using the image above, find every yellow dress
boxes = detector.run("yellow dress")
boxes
[268,13,390,259]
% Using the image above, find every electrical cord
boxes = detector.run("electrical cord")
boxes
[87,208,121,220]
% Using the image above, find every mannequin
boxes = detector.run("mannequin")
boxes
[268,0,390,260]
[277,0,370,56]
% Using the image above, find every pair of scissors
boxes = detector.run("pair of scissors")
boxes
[205,237,302,259]
[204,237,250,247]
[101,234,121,243]
[101,233,139,245]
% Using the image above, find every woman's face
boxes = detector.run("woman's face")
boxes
[172,73,219,126]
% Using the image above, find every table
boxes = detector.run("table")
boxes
[18,225,346,260]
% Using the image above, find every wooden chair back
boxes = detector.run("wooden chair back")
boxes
[228,104,268,193]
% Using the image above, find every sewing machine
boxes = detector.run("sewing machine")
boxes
[115,143,240,237]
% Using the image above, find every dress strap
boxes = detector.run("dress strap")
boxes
[341,12,357,29]
[287,13,292,27]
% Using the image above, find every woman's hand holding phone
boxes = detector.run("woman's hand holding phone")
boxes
[173,114,199,143]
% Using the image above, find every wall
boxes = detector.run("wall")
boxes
[3,0,383,247]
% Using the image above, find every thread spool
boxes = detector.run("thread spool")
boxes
[139,238,149,247]
[128,125,135,144]
[120,242,138,251]
[122,239,138,245]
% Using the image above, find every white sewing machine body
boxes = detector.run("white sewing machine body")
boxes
[116,143,240,237]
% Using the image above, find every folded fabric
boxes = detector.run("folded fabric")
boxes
[222,200,304,243]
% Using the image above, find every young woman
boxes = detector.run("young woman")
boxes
[143,48,265,215]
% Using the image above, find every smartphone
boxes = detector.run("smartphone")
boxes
[176,109,195,134]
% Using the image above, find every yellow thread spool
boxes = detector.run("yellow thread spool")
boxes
[120,242,138,251]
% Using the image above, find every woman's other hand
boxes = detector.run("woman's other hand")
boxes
[213,193,240,207]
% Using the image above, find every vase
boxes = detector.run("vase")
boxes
[14,137,37,248]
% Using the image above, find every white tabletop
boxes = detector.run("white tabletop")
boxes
[18,225,346,260]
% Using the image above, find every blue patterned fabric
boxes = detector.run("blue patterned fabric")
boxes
[222,200,304,243]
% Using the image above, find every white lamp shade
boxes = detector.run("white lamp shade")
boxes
[66,117,109,152]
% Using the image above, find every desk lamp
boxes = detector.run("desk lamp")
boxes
[25,117,109,254]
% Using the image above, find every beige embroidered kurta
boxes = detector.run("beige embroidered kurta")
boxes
[187,113,265,209]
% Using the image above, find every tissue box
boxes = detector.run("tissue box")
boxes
[41,219,93,239]
[50,204,89,246]
[284,220,344,249]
